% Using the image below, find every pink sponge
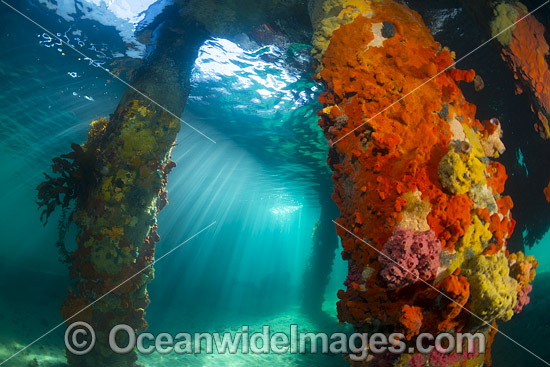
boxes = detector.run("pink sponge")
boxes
[379,227,441,289]
[514,283,533,313]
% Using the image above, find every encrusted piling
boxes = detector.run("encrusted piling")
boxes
[38,18,208,366]
[309,0,537,365]
[489,1,550,140]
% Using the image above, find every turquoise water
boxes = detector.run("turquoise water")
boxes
[1,0,550,366]
[0,2,349,365]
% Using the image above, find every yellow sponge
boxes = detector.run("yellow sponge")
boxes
[463,253,518,322]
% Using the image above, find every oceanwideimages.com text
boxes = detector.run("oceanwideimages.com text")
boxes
[65,322,485,361]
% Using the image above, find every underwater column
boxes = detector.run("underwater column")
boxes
[309,0,538,365]
[464,0,550,140]
[38,17,208,367]
[301,177,340,317]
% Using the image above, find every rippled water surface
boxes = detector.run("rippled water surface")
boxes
[1,0,550,366]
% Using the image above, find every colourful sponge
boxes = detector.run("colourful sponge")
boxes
[379,227,441,289]
[463,253,517,322]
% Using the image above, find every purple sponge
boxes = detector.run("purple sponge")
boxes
[344,261,362,288]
